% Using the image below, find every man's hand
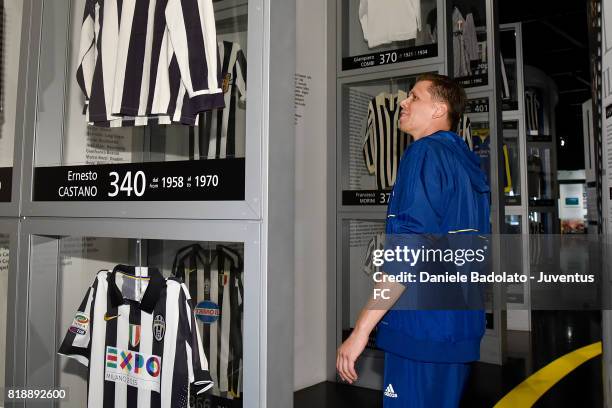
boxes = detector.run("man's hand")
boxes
[336,329,369,384]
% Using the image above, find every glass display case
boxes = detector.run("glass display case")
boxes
[499,27,520,111]
[23,219,258,408]
[338,218,386,388]
[21,0,266,219]
[449,0,488,88]
[340,73,428,207]
[503,120,521,205]
[527,145,554,206]
[339,0,440,71]
[0,0,25,204]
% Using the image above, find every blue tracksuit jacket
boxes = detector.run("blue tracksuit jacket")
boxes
[376,130,491,363]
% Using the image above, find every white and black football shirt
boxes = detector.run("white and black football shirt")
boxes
[363,91,411,190]
[196,41,247,159]
[58,265,213,408]
[172,244,243,399]
[77,0,224,127]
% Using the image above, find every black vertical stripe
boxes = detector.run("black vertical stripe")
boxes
[202,258,211,364]
[179,0,209,91]
[216,250,225,384]
[117,0,123,22]
[146,0,168,113]
[188,127,195,160]
[89,6,108,122]
[171,288,190,406]
[198,112,211,159]
[120,0,149,115]
[85,280,99,403]
[150,288,166,408]
[126,304,141,407]
[166,56,181,115]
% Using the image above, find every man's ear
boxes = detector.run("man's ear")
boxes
[432,102,448,121]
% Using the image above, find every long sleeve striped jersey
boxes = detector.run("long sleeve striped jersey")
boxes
[362,91,411,190]
[58,266,214,408]
[77,0,224,127]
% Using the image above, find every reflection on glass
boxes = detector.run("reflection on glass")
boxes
[505,215,522,234]
[529,211,555,234]
[341,0,438,69]
[52,237,245,406]
[451,0,488,87]
[503,121,521,204]
[37,0,248,167]
[527,146,553,203]
[500,28,519,111]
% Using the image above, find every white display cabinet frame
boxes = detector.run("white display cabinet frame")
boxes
[0,218,22,402]
[13,217,293,408]
[17,0,294,221]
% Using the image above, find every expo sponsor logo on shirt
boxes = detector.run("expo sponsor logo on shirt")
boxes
[105,346,162,392]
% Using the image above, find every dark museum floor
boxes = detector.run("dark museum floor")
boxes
[294,311,603,408]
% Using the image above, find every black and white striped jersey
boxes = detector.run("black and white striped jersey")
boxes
[525,89,541,135]
[363,232,385,276]
[77,0,224,127]
[172,244,244,399]
[362,91,411,190]
[457,114,474,151]
[196,41,247,159]
[58,265,213,408]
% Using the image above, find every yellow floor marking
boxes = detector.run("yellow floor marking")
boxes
[494,341,602,408]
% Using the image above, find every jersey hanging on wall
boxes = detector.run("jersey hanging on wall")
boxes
[363,91,411,190]
[58,265,213,408]
[77,0,224,128]
[172,244,244,400]
[193,41,247,160]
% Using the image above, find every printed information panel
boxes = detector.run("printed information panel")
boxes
[343,190,391,206]
[0,167,12,202]
[33,159,245,201]
[342,44,438,71]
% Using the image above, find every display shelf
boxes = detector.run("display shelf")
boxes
[19,218,261,407]
[336,0,446,77]
[18,0,271,220]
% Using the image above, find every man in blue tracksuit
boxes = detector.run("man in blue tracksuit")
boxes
[336,74,490,407]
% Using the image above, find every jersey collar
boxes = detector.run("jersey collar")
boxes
[108,265,166,313]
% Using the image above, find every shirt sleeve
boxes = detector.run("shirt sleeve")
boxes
[165,0,223,104]
[182,284,214,395]
[363,101,376,175]
[57,283,96,367]
[76,0,97,114]
[234,45,247,103]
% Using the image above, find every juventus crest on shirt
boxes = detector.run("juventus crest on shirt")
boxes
[58,265,213,408]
